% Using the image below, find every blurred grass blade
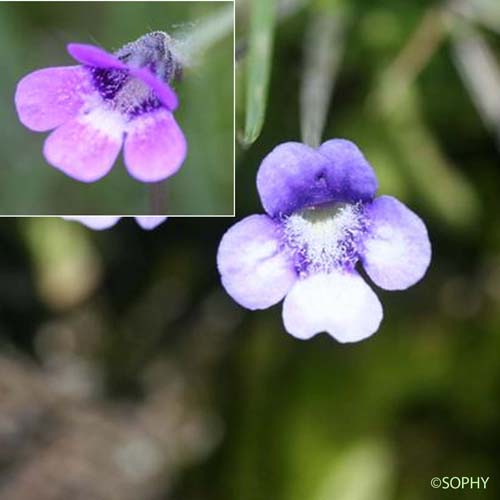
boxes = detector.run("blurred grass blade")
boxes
[366,5,481,230]
[386,90,480,230]
[242,0,277,146]
[449,0,500,35]
[278,0,309,18]
[181,4,234,60]
[370,6,448,115]
[300,9,345,147]
[235,0,307,62]
[451,23,500,145]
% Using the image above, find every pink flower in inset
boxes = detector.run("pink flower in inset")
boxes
[15,32,187,183]
[63,216,167,230]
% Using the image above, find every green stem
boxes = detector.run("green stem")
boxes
[149,183,165,215]
[300,9,345,147]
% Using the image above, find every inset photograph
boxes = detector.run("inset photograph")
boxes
[2,1,234,215]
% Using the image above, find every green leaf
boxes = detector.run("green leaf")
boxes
[242,0,277,146]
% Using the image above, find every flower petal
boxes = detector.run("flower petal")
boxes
[257,140,378,218]
[43,107,124,182]
[257,142,330,217]
[217,215,297,310]
[282,271,383,342]
[67,43,127,70]
[63,216,121,230]
[134,217,168,230]
[362,196,431,290]
[318,139,378,200]
[67,43,178,110]
[129,67,178,111]
[15,66,97,132]
[124,109,186,183]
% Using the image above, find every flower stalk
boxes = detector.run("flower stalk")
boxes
[300,7,345,147]
[149,182,166,215]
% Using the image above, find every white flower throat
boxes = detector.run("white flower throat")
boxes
[283,202,365,274]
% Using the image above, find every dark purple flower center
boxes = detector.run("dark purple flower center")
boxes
[88,67,162,118]
[282,202,368,276]
[89,67,128,100]
[88,32,181,118]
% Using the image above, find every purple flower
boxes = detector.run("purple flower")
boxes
[15,32,187,183]
[217,140,431,343]
[63,216,167,230]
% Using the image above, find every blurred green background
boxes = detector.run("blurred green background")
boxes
[0,1,234,215]
[2,0,500,499]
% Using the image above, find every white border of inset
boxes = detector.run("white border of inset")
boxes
[7,0,236,218]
